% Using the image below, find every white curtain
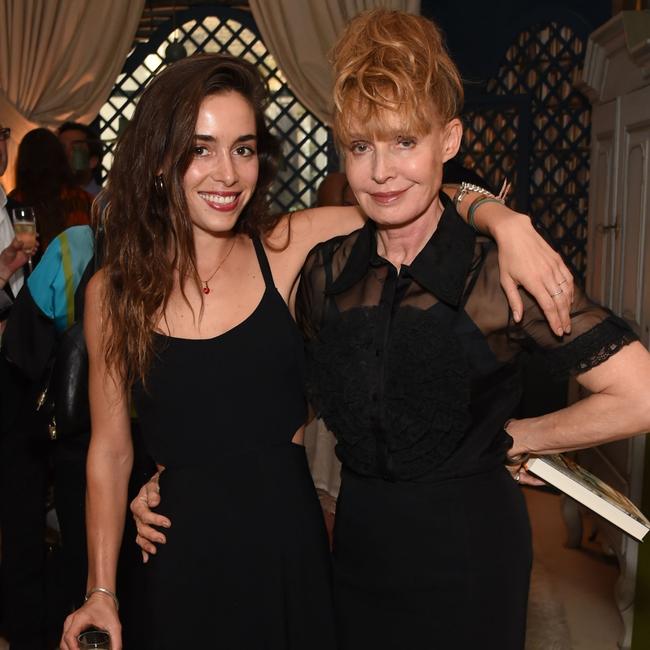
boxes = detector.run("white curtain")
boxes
[0,0,144,189]
[249,0,421,125]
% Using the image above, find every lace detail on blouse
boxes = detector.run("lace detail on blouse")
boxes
[307,306,472,479]
[543,315,638,378]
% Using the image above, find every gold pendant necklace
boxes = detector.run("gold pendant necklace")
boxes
[200,238,236,295]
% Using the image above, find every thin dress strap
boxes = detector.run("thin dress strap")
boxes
[252,235,275,289]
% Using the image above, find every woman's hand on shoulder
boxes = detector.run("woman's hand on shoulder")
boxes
[481,204,574,336]
[60,594,121,650]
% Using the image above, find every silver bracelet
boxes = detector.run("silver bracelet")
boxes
[453,182,495,211]
[85,586,119,611]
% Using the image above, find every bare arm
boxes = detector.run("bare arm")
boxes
[61,271,132,650]
[508,341,650,457]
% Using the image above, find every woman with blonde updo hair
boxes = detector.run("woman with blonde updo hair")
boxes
[294,9,650,650]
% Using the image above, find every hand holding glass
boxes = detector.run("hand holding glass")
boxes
[11,207,37,272]
[78,629,111,649]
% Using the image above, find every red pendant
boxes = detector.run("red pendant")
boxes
[202,285,210,295]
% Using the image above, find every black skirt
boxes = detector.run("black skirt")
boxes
[333,465,532,650]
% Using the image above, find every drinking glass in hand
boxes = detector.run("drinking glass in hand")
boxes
[11,207,37,272]
[78,629,111,649]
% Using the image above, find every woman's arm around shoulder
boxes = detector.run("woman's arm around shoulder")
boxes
[445,187,575,336]
[265,192,575,336]
[263,205,364,304]
[60,270,133,650]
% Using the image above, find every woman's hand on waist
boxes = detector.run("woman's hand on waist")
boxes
[504,418,544,487]
[130,466,171,562]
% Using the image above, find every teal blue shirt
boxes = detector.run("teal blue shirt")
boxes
[28,225,94,332]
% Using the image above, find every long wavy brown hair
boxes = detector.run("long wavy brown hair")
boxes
[101,54,280,387]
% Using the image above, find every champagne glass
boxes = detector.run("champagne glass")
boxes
[78,629,111,649]
[11,207,37,272]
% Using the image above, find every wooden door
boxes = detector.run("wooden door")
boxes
[587,99,619,307]
[580,83,650,650]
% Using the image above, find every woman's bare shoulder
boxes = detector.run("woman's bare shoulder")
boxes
[265,205,365,252]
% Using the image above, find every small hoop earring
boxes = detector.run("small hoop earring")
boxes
[154,174,165,195]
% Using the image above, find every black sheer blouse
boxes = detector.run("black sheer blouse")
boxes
[296,195,637,482]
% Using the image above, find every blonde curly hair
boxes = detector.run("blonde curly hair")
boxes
[331,9,463,145]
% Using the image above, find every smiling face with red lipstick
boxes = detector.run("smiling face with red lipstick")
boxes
[183,91,259,235]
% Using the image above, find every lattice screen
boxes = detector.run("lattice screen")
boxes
[486,22,591,280]
[97,8,329,213]
[458,95,531,213]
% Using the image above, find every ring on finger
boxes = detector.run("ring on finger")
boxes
[514,472,521,482]
[549,287,563,297]
[558,278,568,286]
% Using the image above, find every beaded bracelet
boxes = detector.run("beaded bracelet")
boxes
[85,586,119,611]
[467,196,506,232]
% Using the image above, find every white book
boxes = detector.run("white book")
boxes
[526,454,650,542]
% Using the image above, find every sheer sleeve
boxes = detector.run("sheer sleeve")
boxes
[295,242,329,343]
[509,283,639,378]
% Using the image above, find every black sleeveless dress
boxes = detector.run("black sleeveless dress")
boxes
[132,237,336,649]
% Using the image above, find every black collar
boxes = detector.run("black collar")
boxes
[327,193,476,307]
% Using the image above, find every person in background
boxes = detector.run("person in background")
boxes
[58,122,103,198]
[0,120,29,642]
[0,226,92,648]
[1,220,153,648]
[10,128,91,254]
[0,123,24,302]
[0,238,31,327]
[316,171,357,207]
